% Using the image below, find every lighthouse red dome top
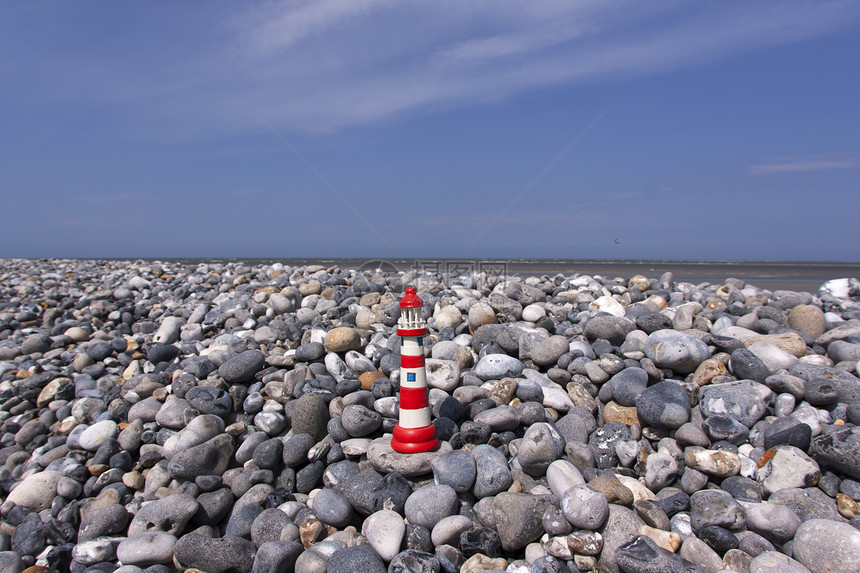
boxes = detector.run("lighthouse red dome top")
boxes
[399,287,423,309]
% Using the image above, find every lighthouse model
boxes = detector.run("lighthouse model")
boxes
[391,287,439,453]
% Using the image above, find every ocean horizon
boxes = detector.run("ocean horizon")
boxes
[77,257,860,294]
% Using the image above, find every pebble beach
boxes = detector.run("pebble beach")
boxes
[2,258,860,573]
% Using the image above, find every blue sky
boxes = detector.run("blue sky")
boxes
[2,1,859,261]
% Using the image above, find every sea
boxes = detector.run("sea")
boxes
[162,259,860,294]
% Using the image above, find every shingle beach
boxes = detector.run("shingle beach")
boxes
[2,258,860,573]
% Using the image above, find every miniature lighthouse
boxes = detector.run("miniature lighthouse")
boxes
[391,287,439,453]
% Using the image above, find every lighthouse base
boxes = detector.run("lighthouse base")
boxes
[391,424,439,453]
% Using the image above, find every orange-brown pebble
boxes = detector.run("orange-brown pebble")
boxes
[603,401,640,426]
[359,371,387,390]
[837,493,860,519]
[299,517,333,547]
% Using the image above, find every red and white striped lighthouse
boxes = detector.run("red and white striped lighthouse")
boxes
[391,286,439,453]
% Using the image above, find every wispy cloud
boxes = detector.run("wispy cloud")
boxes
[6,1,859,137]
[750,154,860,174]
[218,0,859,133]
[232,0,395,56]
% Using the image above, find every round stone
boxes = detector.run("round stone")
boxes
[474,354,524,380]
[173,534,256,573]
[744,503,801,544]
[516,423,564,476]
[698,380,773,428]
[748,551,813,573]
[404,485,459,531]
[78,420,119,451]
[730,348,772,383]
[218,349,266,384]
[290,394,330,443]
[312,488,353,528]
[788,305,826,338]
[756,446,820,494]
[583,315,636,345]
[615,535,687,573]
[431,515,473,547]
[340,404,382,438]
[643,330,710,374]
[561,484,608,530]
[327,544,386,573]
[608,367,649,407]
[115,532,177,566]
[472,444,513,498]
[491,492,546,552]
[635,381,691,429]
[431,450,476,494]
[362,509,405,562]
[325,327,362,353]
[6,471,62,511]
[792,519,860,573]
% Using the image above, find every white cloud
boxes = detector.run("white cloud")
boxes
[750,155,860,174]
[218,0,860,133]
[7,1,858,136]
[232,0,395,56]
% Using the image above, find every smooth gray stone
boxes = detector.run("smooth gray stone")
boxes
[744,503,801,544]
[608,367,649,407]
[431,450,477,494]
[790,362,860,404]
[168,434,233,480]
[635,380,691,429]
[251,540,303,573]
[583,315,636,345]
[810,425,860,480]
[615,534,688,573]
[404,485,458,531]
[492,492,547,551]
[327,545,386,573]
[516,423,564,476]
[562,483,609,530]
[128,493,199,536]
[643,330,710,374]
[474,354,524,380]
[597,505,645,573]
[698,380,773,428]
[78,503,129,541]
[689,490,745,533]
[194,488,234,526]
[472,444,513,498]
[115,532,177,566]
[290,393,330,442]
[767,487,843,522]
[250,508,290,546]
[730,348,772,383]
[173,534,256,573]
[340,404,382,437]
[792,519,860,573]
[312,488,354,528]
[218,349,266,384]
[0,552,23,573]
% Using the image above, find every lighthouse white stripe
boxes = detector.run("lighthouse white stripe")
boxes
[398,369,426,388]
[398,407,431,428]
[401,337,423,352]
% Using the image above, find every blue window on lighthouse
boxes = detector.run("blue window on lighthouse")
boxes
[417,336,423,346]
[407,373,416,382]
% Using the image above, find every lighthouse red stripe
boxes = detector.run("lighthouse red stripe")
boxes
[400,354,425,369]
[397,327,427,337]
[399,387,428,410]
